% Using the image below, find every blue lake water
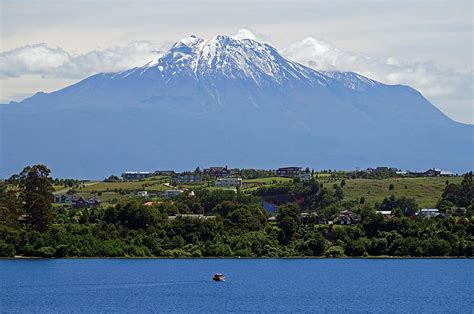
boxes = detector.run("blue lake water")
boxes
[1,259,472,313]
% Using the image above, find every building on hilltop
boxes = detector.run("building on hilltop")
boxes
[298,171,312,182]
[53,194,100,208]
[276,167,302,178]
[122,171,153,180]
[440,170,454,176]
[337,210,362,225]
[418,208,440,218]
[445,207,467,216]
[72,196,100,209]
[168,214,216,220]
[173,173,202,184]
[53,193,72,204]
[215,177,242,188]
[154,170,175,176]
[204,166,231,178]
[161,189,184,198]
[424,168,442,177]
[300,212,325,224]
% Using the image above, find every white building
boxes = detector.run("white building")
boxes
[168,214,216,220]
[418,208,440,218]
[215,177,242,188]
[161,189,184,198]
[298,172,312,182]
[136,191,148,197]
[440,170,454,176]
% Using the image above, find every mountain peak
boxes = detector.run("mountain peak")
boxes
[140,34,325,86]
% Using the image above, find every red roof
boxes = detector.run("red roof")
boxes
[143,201,162,207]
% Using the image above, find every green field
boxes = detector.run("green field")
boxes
[321,177,462,208]
[52,174,461,208]
[243,177,292,184]
[78,176,169,193]
[242,176,292,191]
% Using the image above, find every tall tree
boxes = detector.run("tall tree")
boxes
[9,165,54,231]
[459,172,473,208]
[0,180,21,227]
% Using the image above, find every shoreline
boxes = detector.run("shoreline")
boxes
[2,255,472,260]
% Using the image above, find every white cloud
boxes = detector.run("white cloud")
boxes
[231,28,257,41]
[281,37,473,110]
[0,41,164,79]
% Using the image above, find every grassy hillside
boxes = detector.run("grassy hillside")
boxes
[321,177,462,208]
[78,176,169,193]
[51,174,461,208]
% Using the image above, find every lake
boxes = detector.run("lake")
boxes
[1,259,472,313]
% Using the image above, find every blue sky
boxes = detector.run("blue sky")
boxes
[1,0,472,123]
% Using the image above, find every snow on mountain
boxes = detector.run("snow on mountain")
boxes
[1,35,472,178]
[113,35,328,87]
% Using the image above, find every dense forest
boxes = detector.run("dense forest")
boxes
[0,165,472,258]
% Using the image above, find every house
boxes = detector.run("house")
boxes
[418,208,440,218]
[154,170,175,176]
[375,210,393,218]
[72,196,100,209]
[122,171,153,180]
[215,177,242,188]
[204,166,231,178]
[168,214,216,220]
[424,168,442,177]
[53,193,72,204]
[300,212,325,224]
[445,207,467,216]
[337,210,362,225]
[375,210,392,216]
[298,171,312,182]
[276,167,302,177]
[161,189,184,198]
[173,174,202,184]
[136,191,148,197]
[396,171,408,176]
[143,201,163,207]
[440,170,454,177]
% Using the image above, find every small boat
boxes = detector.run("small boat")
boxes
[213,273,225,282]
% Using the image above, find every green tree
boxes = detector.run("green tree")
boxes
[459,172,473,207]
[0,181,21,227]
[345,238,367,256]
[9,165,54,231]
[335,186,344,201]
[276,203,300,244]
[303,230,326,256]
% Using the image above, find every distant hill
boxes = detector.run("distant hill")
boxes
[1,35,472,178]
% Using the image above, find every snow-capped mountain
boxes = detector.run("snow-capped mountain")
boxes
[1,35,472,178]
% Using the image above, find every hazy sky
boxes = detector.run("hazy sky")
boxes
[1,0,472,123]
